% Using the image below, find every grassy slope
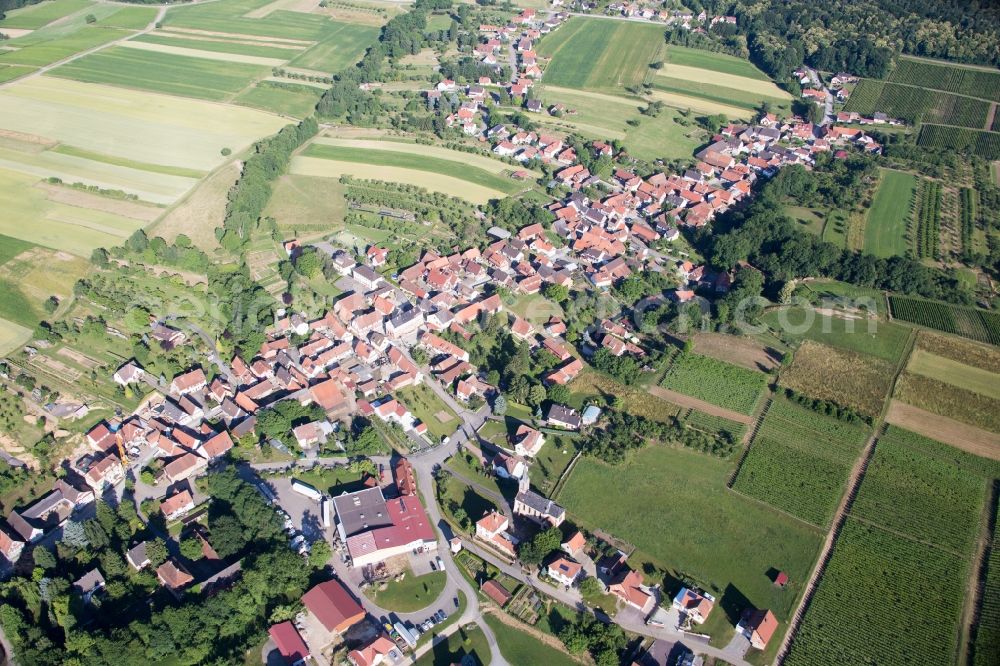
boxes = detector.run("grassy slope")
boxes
[663,44,771,80]
[302,143,519,193]
[483,615,579,666]
[234,82,322,117]
[864,169,917,258]
[539,17,663,90]
[0,0,92,29]
[559,445,823,620]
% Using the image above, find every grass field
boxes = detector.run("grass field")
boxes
[653,52,791,113]
[263,174,348,232]
[287,21,378,71]
[396,383,458,441]
[648,88,752,119]
[290,155,508,204]
[96,5,156,30]
[663,44,770,80]
[0,76,288,171]
[733,397,870,527]
[0,25,130,67]
[894,372,1000,433]
[0,317,32,355]
[559,445,823,621]
[364,569,446,613]
[415,623,489,666]
[301,144,520,194]
[484,615,580,666]
[118,38,289,67]
[0,233,35,264]
[537,17,664,91]
[906,348,1000,399]
[0,0,92,29]
[51,144,206,179]
[660,352,767,415]
[51,45,269,101]
[0,166,149,254]
[761,308,910,363]
[864,169,917,258]
[0,143,197,204]
[164,0,353,42]
[780,340,893,419]
[534,85,708,160]
[234,81,322,117]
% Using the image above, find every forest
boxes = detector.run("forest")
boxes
[685,0,1000,86]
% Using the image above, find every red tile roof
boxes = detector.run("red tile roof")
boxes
[269,622,310,664]
[303,579,366,634]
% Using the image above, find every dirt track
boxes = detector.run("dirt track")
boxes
[648,386,753,425]
[885,400,1000,461]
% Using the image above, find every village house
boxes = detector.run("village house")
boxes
[475,510,517,557]
[547,556,583,586]
[739,608,779,650]
[161,489,195,522]
[269,622,312,666]
[608,569,654,614]
[672,587,715,624]
[546,403,581,430]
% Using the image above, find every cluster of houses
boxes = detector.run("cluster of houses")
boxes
[266,461,443,666]
[431,9,569,134]
[607,4,736,28]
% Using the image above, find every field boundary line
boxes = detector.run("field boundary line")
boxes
[984,103,997,132]
[857,77,999,105]
[846,514,965,557]
[775,424,884,665]
[726,392,772,487]
[960,478,998,666]
[548,450,581,502]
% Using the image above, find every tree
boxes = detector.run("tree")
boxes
[547,383,570,404]
[527,384,546,407]
[519,527,562,567]
[410,347,428,365]
[543,283,569,302]
[294,250,322,278]
[145,538,168,568]
[179,537,203,561]
[579,576,602,598]
[492,393,507,416]
[33,547,56,570]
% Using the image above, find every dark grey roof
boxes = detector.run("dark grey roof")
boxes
[127,541,150,569]
[547,404,580,427]
[332,486,392,537]
[73,568,105,595]
[515,489,565,521]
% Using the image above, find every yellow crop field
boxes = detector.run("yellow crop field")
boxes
[649,89,752,118]
[0,76,288,171]
[289,155,506,204]
[0,166,147,255]
[658,63,792,99]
